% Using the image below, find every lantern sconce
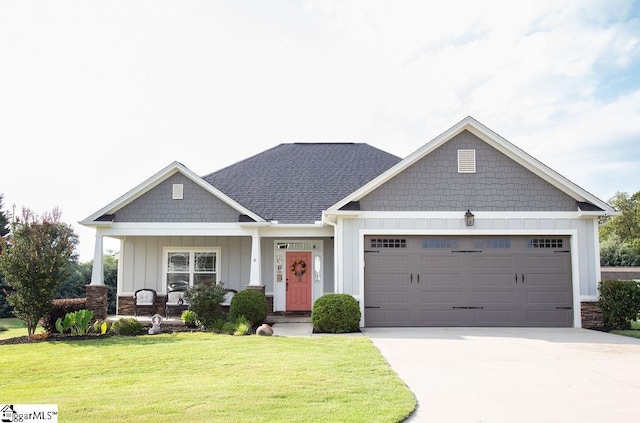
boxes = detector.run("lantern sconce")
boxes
[465,210,475,227]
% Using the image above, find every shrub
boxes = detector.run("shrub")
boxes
[312,294,361,333]
[41,298,87,333]
[229,290,267,326]
[111,317,143,336]
[181,310,199,328]
[0,325,7,332]
[184,281,227,330]
[598,280,640,330]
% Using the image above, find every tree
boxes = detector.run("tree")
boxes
[0,195,12,317]
[0,207,78,336]
[600,190,640,266]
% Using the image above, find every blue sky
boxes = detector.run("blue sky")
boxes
[1,0,639,261]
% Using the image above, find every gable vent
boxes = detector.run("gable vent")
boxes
[458,149,476,173]
[172,184,184,200]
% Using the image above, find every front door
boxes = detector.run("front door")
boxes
[286,251,312,311]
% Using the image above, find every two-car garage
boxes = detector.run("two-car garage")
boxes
[364,235,573,327]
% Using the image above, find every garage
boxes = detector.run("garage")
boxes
[364,236,573,327]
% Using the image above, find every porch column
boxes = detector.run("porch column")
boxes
[90,234,104,285]
[248,230,262,286]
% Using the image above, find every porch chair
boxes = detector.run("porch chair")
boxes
[165,290,189,319]
[221,289,237,312]
[133,288,157,317]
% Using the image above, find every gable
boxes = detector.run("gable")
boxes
[359,130,577,211]
[114,173,242,222]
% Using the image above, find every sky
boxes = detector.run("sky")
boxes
[1,0,639,262]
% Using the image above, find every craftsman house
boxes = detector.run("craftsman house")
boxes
[81,116,616,327]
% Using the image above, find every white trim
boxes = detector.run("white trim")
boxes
[592,220,602,300]
[349,210,591,219]
[329,116,616,214]
[358,228,582,328]
[80,161,264,226]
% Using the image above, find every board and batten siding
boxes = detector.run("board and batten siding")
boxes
[119,236,252,295]
[339,215,600,300]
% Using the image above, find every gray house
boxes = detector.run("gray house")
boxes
[81,116,616,327]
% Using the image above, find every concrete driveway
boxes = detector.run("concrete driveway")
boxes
[363,327,640,423]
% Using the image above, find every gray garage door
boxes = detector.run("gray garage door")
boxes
[364,236,573,327]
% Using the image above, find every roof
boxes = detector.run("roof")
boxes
[203,143,401,223]
[329,116,617,215]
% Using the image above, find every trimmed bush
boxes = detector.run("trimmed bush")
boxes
[40,298,87,333]
[598,280,640,330]
[111,317,143,336]
[229,290,267,326]
[312,294,361,333]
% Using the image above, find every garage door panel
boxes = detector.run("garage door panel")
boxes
[419,309,465,326]
[368,288,409,305]
[421,290,462,304]
[526,290,571,304]
[525,255,568,270]
[525,309,572,326]
[474,273,515,286]
[420,256,460,269]
[475,290,514,304]
[472,255,513,269]
[525,272,567,286]
[421,272,461,287]
[367,255,410,270]
[366,309,410,327]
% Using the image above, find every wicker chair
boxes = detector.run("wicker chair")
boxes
[133,288,157,316]
[165,291,189,319]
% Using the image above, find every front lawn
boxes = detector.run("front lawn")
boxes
[0,317,45,340]
[0,329,415,422]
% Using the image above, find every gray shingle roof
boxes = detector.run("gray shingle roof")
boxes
[203,143,401,223]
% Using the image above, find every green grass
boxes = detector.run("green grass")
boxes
[0,317,45,339]
[611,320,640,339]
[0,327,415,422]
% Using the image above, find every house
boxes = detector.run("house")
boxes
[80,116,616,328]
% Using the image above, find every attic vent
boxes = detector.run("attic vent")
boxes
[458,149,476,173]
[172,184,184,200]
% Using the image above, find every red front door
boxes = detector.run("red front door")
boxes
[286,251,312,311]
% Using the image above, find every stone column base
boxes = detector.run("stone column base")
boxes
[581,301,604,329]
[244,285,266,295]
[86,285,109,321]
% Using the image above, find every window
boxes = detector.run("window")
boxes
[165,248,219,293]
[475,238,511,249]
[423,239,459,249]
[370,238,407,248]
[527,239,564,249]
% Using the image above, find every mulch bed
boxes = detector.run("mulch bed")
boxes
[0,325,204,346]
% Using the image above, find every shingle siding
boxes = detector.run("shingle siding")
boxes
[360,130,577,211]
[115,173,240,222]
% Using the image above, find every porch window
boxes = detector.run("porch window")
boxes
[165,248,219,293]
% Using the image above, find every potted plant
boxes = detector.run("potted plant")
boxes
[181,310,199,328]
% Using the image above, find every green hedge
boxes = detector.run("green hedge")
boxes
[229,290,267,326]
[598,280,640,330]
[312,294,361,333]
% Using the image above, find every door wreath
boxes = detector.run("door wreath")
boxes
[291,260,306,282]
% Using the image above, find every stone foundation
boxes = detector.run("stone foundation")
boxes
[581,301,604,329]
[117,295,166,316]
[86,285,109,321]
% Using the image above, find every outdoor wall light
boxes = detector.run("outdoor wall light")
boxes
[465,210,475,227]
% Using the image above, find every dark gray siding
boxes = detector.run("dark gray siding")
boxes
[115,173,241,222]
[360,130,577,211]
